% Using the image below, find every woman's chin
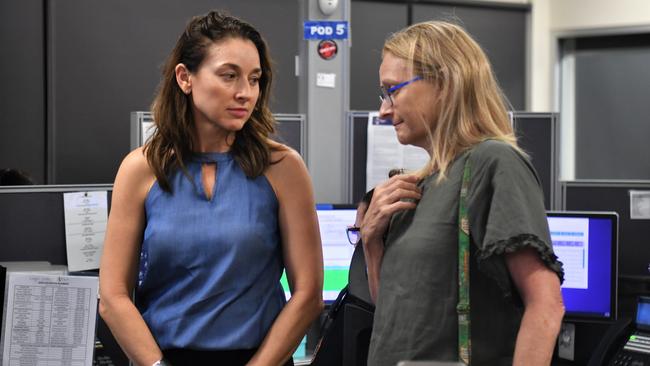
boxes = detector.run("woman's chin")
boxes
[395,132,411,146]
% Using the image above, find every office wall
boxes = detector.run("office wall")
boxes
[529,0,650,112]
[48,0,299,184]
[350,0,528,111]
[0,0,45,184]
[350,1,408,111]
[0,0,299,185]
[549,0,650,31]
[527,0,650,182]
[7,0,650,186]
[411,3,528,110]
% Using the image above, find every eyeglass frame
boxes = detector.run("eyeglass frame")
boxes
[379,75,423,106]
[346,226,361,245]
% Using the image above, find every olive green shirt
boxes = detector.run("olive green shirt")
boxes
[367,140,564,366]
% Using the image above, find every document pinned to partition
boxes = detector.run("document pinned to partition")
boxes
[365,111,430,191]
[63,191,108,272]
[630,190,650,219]
[0,273,99,366]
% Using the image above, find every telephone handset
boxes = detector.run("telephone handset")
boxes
[587,317,633,365]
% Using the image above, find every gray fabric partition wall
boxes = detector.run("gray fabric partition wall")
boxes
[2,0,529,186]
[411,3,528,110]
[350,1,528,111]
[350,1,408,111]
[562,180,650,279]
[347,111,558,207]
[513,112,560,210]
[0,1,300,185]
[0,0,46,184]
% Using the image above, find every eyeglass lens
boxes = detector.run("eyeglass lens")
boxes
[379,87,392,106]
[379,76,422,106]
[346,227,361,245]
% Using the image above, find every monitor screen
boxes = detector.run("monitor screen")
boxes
[547,211,618,320]
[282,204,357,302]
[636,296,650,331]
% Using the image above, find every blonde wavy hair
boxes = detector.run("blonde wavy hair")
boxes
[383,21,522,180]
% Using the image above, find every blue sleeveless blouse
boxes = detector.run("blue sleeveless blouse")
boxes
[136,152,286,350]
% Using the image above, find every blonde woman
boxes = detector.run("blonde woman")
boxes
[360,21,565,365]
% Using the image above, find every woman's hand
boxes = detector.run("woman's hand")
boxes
[360,174,421,302]
[361,174,421,244]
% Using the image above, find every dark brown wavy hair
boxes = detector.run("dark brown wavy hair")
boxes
[146,10,279,192]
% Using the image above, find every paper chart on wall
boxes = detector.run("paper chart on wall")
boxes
[63,191,108,272]
[0,273,99,366]
[365,111,429,191]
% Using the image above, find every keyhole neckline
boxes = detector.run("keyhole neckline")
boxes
[192,151,233,164]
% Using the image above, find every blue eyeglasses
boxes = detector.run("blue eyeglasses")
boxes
[346,226,361,245]
[379,76,423,106]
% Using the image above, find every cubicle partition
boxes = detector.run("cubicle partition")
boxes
[512,112,560,210]
[0,184,128,365]
[0,184,112,265]
[130,112,308,162]
[345,111,373,204]
[561,180,650,280]
[345,111,560,208]
[561,180,650,320]
[273,113,308,163]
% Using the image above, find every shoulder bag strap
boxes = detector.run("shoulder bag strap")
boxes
[457,154,472,365]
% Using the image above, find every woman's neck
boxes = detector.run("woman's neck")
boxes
[193,122,235,153]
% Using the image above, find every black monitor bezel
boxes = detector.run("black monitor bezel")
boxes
[547,210,619,321]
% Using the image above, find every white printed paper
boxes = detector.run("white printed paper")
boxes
[316,72,336,88]
[1,273,99,366]
[141,121,156,146]
[63,191,108,272]
[365,111,430,191]
[630,190,650,219]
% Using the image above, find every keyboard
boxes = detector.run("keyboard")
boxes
[625,333,650,354]
[609,333,650,366]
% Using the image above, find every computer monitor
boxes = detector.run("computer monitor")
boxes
[547,211,618,320]
[282,204,357,303]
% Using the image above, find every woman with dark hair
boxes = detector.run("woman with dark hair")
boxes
[99,10,323,366]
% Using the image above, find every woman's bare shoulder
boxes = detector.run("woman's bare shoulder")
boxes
[114,147,157,196]
[268,142,305,172]
[120,147,154,175]
[265,142,310,196]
